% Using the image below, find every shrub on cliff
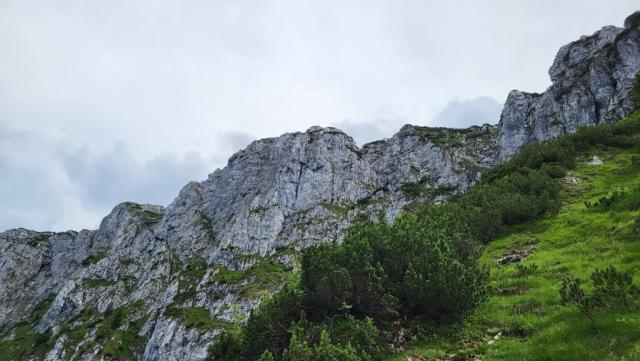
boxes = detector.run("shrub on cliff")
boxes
[632,72,640,110]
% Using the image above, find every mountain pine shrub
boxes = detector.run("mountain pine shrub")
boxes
[560,266,640,320]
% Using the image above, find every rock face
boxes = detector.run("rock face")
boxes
[0,11,639,361]
[498,11,640,160]
[0,125,497,361]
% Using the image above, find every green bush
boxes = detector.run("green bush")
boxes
[282,328,358,361]
[483,140,575,182]
[631,72,640,110]
[280,316,385,361]
[208,285,303,360]
[585,186,640,211]
[302,228,396,322]
[382,212,488,321]
[560,266,640,320]
[241,285,303,359]
[258,351,276,361]
[568,112,640,150]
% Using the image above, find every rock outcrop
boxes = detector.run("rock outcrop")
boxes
[0,124,497,361]
[1,11,639,361]
[498,11,640,160]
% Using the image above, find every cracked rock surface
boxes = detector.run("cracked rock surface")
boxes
[498,11,640,161]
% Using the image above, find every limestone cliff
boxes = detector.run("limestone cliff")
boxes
[498,11,640,160]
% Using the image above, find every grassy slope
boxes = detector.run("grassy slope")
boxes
[392,148,640,361]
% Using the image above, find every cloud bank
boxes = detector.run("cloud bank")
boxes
[0,126,252,231]
[1,0,638,230]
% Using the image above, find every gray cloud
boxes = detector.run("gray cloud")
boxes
[433,97,503,129]
[0,126,253,231]
[332,107,409,145]
[1,1,638,230]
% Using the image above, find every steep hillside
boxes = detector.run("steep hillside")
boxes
[0,10,639,361]
[394,117,640,360]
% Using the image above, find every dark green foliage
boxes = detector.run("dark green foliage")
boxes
[584,185,640,211]
[301,231,396,322]
[568,111,640,151]
[560,277,597,320]
[631,72,640,110]
[560,266,640,320]
[633,218,640,238]
[258,351,276,361]
[280,316,385,361]
[399,181,427,198]
[540,163,567,178]
[27,233,50,247]
[281,327,358,361]
[85,278,116,288]
[483,140,575,183]
[208,285,303,360]
[164,307,229,331]
[374,207,487,321]
[301,245,354,317]
[589,266,640,311]
[207,325,244,361]
[0,294,56,360]
[82,250,108,266]
[515,263,539,277]
[458,167,560,241]
[301,202,488,325]
[240,285,303,359]
[172,256,209,305]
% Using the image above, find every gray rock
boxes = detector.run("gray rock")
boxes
[498,15,640,160]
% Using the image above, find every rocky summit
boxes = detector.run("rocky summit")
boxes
[497,11,640,161]
[1,11,639,361]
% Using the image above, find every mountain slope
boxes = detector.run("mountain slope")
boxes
[393,115,640,360]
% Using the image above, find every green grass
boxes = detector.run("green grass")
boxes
[81,250,108,266]
[320,202,352,219]
[0,294,57,360]
[210,258,291,297]
[170,256,209,305]
[391,148,640,361]
[164,306,232,331]
[125,202,164,227]
[85,278,116,288]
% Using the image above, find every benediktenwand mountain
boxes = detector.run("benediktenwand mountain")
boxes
[1,11,639,361]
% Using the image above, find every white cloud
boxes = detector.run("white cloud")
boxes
[433,97,503,129]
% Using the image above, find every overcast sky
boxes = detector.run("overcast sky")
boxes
[1,1,638,232]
